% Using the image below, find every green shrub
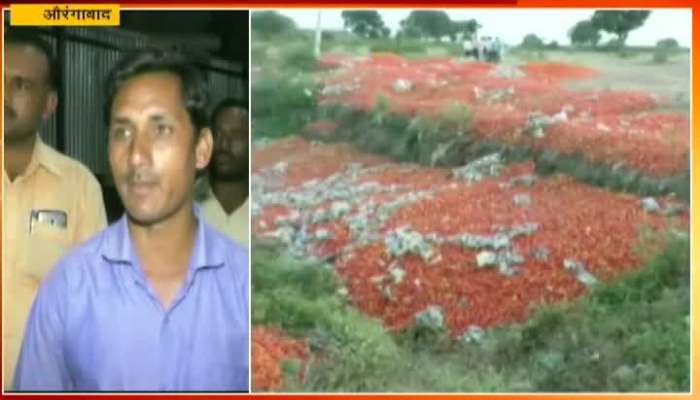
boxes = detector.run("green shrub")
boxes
[281,44,317,72]
[398,40,428,54]
[252,11,297,37]
[252,245,404,391]
[369,39,397,53]
[252,77,317,138]
[652,38,680,64]
[439,102,472,135]
[520,33,545,50]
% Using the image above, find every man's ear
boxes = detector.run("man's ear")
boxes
[195,127,213,170]
[42,91,58,120]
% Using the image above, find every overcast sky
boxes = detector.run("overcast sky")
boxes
[274,9,691,47]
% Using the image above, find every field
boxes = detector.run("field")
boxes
[250,33,690,392]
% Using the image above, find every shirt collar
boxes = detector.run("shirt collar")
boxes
[33,136,63,176]
[3,136,62,182]
[100,207,226,271]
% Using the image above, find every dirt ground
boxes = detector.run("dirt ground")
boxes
[504,50,691,112]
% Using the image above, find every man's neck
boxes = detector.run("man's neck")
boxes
[128,206,198,275]
[211,178,248,215]
[4,134,37,181]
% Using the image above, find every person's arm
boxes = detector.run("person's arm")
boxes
[74,172,108,243]
[13,265,72,391]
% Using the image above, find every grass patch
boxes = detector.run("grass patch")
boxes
[280,44,317,72]
[253,232,689,392]
[316,105,687,200]
[252,244,404,391]
[252,34,320,139]
[253,78,317,139]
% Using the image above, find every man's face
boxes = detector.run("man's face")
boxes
[211,107,248,181]
[4,43,57,142]
[108,72,212,226]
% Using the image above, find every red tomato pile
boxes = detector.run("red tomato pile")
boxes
[253,137,390,188]
[253,138,688,337]
[252,326,308,391]
[317,53,356,70]
[340,166,676,333]
[519,61,601,82]
[317,54,689,177]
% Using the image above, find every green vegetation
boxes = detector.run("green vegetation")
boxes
[341,10,390,39]
[252,78,317,139]
[564,10,653,58]
[515,34,547,60]
[569,19,602,46]
[534,150,690,202]
[590,10,651,50]
[253,231,689,392]
[252,245,404,391]
[653,38,681,64]
[400,10,454,40]
[521,33,545,50]
[318,104,688,201]
[252,33,318,139]
[252,11,298,38]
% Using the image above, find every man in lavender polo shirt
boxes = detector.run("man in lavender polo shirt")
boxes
[13,49,249,391]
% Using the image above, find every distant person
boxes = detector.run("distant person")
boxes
[473,36,483,60]
[490,38,503,63]
[195,98,249,246]
[13,49,249,391]
[462,37,475,59]
[3,28,107,387]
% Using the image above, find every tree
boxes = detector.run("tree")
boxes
[521,33,544,50]
[590,10,651,48]
[251,11,296,36]
[653,37,680,63]
[656,38,679,49]
[400,10,453,40]
[451,19,481,41]
[341,10,389,39]
[399,19,421,39]
[569,19,601,46]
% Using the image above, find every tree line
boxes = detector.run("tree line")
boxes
[253,10,679,51]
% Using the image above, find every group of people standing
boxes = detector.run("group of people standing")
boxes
[4,28,250,391]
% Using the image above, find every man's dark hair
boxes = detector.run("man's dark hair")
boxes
[104,48,209,134]
[210,97,248,134]
[5,28,59,90]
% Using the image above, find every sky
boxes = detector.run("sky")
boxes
[275,9,692,47]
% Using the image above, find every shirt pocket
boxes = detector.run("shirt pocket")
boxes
[23,222,71,282]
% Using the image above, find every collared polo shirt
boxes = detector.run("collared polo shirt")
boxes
[199,190,249,247]
[3,137,107,386]
[12,212,249,391]
[195,178,249,247]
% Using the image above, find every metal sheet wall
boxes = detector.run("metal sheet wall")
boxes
[62,28,147,175]
[37,33,58,147]
[207,58,248,110]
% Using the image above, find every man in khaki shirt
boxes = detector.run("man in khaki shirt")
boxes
[196,98,248,246]
[3,29,107,386]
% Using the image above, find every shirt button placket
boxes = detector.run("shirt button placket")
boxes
[159,313,172,391]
